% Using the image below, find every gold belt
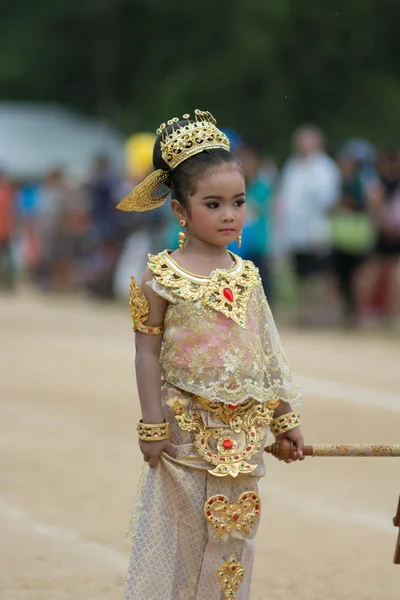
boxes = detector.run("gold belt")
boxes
[173,396,279,477]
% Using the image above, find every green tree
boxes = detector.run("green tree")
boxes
[1,0,399,156]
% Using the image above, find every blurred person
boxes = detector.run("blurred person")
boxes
[364,148,400,324]
[86,154,120,241]
[330,154,376,326]
[0,171,16,289]
[83,234,122,299]
[234,141,274,299]
[277,124,340,325]
[33,167,72,290]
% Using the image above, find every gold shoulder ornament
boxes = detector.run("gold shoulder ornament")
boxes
[129,276,164,335]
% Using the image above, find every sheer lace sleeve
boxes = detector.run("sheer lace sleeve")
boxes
[258,288,302,407]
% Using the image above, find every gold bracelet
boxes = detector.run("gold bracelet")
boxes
[137,420,169,442]
[135,322,165,335]
[269,412,301,437]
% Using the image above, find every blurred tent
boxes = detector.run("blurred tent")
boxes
[0,103,125,180]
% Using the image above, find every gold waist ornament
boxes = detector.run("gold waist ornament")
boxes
[173,396,279,477]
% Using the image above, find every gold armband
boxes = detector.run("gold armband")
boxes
[129,276,164,335]
[137,420,169,442]
[269,412,301,437]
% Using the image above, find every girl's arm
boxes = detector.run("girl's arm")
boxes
[134,267,174,467]
[135,269,166,424]
[272,400,294,419]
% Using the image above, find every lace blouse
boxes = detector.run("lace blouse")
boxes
[147,250,302,407]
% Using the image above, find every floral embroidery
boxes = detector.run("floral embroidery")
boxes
[147,250,302,407]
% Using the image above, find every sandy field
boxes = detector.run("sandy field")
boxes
[0,291,399,600]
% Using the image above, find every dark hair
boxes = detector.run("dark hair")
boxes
[152,119,242,208]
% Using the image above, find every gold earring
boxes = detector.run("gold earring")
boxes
[178,219,187,252]
[236,231,242,248]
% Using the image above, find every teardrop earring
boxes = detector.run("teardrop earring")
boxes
[178,219,187,252]
[236,231,242,248]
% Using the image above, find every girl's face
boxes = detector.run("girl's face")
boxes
[180,164,246,247]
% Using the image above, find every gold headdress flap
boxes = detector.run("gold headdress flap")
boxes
[116,169,170,212]
[116,109,230,213]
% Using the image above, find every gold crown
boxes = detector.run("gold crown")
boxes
[157,109,230,170]
[116,108,230,213]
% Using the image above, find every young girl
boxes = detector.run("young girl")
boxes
[117,110,304,600]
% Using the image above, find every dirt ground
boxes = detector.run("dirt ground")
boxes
[1,291,399,600]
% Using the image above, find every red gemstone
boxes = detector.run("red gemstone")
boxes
[231,566,237,571]
[223,288,234,302]
[228,404,239,410]
[233,513,240,521]
[223,439,233,449]
[148,328,153,333]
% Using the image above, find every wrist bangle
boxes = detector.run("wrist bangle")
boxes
[137,420,169,442]
[269,411,301,437]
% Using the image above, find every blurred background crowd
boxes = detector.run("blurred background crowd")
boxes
[1,1,400,330]
[1,121,400,330]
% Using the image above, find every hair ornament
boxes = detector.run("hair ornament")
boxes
[117,109,230,212]
[116,169,170,212]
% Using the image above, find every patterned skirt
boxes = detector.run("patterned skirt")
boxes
[122,386,276,600]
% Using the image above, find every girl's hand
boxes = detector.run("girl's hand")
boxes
[139,439,176,469]
[276,427,304,463]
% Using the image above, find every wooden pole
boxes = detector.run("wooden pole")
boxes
[264,439,400,565]
[394,496,400,565]
[265,440,400,461]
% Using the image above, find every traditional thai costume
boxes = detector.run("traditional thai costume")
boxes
[117,110,302,600]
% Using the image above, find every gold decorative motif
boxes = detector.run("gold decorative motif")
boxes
[159,109,230,170]
[148,250,261,328]
[195,396,279,424]
[173,397,277,477]
[218,555,245,599]
[205,491,261,539]
[116,110,230,213]
[116,169,170,212]
[269,411,301,437]
[137,420,169,442]
[311,444,400,457]
[129,276,164,335]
